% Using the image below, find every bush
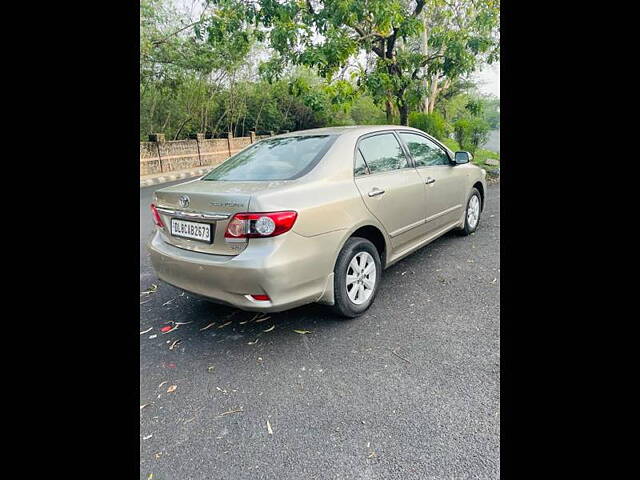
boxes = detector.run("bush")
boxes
[439,137,460,152]
[350,95,387,125]
[453,117,490,153]
[408,111,451,141]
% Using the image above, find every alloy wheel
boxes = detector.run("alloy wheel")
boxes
[345,251,376,305]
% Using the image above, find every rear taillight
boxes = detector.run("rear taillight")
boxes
[150,203,164,227]
[224,211,297,239]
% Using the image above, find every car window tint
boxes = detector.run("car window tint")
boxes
[399,133,450,167]
[202,135,335,181]
[358,133,408,173]
[354,149,369,176]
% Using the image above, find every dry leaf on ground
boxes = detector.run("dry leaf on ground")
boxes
[219,408,243,416]
[140,327,153,335]
[200,322,216,331]
[166,385,177,393]
[140,284,157,296]
[293,329,312,334]
[263,325,275,333]
[392,350,411,364]
[267,420,273,435]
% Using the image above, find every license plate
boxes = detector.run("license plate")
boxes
[171,219,213,243]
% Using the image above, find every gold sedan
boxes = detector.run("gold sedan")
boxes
[147,126,487,317]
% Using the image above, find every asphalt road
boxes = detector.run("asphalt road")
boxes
[140,182,500,480]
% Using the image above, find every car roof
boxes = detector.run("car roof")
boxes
[274,125,425,137]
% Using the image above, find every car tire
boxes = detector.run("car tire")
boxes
[331,237,382,318]
[458,187,482,236]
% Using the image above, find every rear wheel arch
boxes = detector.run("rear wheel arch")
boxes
[350,225,387,266]
[332,223,389,272]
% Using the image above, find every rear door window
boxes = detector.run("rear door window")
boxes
[203,135,336,181]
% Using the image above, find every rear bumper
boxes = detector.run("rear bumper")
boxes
[146,229,345,312]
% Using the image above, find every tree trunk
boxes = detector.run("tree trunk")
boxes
[385,98,393,123]
[254,94,267,133]
[282,95,293,127]
[212,110,228,138]
[421,16,430,113]
[149,92,158,133]
[428,76,439,113]
[428,77,451,114]
[428,96,436,113]
[173,117,191,140]
[398,101,409,126]
[162,112,171,132]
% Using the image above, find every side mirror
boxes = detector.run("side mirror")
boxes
[454,151,473,164]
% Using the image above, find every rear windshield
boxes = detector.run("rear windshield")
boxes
[202,135,336,181]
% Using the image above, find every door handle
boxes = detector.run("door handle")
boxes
[425,177,436,185]
[368,187,385,197]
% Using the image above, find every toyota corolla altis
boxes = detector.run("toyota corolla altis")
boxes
[147,125,486,317]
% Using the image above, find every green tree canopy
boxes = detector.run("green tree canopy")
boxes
[204,0,499,125]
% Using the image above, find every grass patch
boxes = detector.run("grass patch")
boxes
[473,148,500,168]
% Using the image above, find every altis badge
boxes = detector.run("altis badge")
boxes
[210,201,244,207]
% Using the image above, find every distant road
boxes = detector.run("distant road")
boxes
[483,129,500,153]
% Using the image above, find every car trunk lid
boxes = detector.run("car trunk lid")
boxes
[153,179,269,255]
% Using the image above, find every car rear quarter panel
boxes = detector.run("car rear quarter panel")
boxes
[248,179,367,237]
[247,133,373,237]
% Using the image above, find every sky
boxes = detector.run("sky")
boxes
[472,62,500,98]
